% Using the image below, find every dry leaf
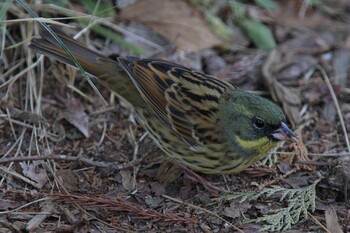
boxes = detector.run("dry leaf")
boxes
[0,199,19,211]
[120,169,135,190]
[57,95,90,138]
[20,161,48,188]
[223,201,251,219]
[332,49,350,86]
[57,169,79,191]
[120,0,224,52]
[145,195,163,209]
[262,50,302,127]
[277,55,317,81]
[26,202,55,231]
[325,208,343,233]
[149,182,166,196]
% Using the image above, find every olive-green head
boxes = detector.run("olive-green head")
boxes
[218,90,296,157]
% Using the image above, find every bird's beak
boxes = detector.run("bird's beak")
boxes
[271,122,297,142]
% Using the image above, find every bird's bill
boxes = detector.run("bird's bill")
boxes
[271,122,297,142]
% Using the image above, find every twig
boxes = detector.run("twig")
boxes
[162,194,243,233]
[0,163,43,189]
[0,196,50,215]
[0,154,146,171]
[308,212,331,233]
[259,168,297,188]
[318,66,350,152]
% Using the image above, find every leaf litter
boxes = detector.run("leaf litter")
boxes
[1,0,350,232]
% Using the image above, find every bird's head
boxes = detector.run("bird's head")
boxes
[218,90,296,158]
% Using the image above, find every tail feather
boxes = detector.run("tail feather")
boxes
[30,27,144,106]
[29,27,119,78]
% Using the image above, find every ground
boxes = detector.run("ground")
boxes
[0,1,349,232]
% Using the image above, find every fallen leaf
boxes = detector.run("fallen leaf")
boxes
[262,50,302,127]
[202,50,227,75]
[325,208,343,233]
[278,32,334,54]
[277,55,317,81]
[322,100,336,123]
[120,0,224,52]
[57,169,79,191]
[217,53,263,84]
[20,161,48,188]
[26,202,55,232]
[332,49,350,86]
[223,201,251,219]
[56,95,90,138]
[303,85,324,105]
[149,182,166,197]
[277,160,293,174]
[145,195,163,209]
[0,199,19,211]
[120,169,135,190]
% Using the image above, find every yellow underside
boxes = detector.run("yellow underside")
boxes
[235,135,277,157]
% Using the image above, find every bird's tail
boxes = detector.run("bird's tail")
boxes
[29,27,122,78]
[29,27,142,105]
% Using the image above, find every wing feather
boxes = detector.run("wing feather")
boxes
[118,57,234,147]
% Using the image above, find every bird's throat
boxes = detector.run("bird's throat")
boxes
[235,135,277,157]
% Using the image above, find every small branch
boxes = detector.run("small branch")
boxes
[318,66,350,152]
[0,165,42,189]
[163,194,243,233]
[0,154,145,171]
[308,212,331,233]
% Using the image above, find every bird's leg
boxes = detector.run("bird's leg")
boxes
[172,161,228,192]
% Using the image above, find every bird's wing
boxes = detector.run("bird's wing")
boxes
[118,57,233,147]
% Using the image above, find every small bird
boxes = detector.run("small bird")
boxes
[30,27,296,177]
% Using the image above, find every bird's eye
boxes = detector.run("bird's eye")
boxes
[253,117,266,130]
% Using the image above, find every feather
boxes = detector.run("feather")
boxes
[118,58,233,148]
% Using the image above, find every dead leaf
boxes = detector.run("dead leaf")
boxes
[217,53,263,84]
[26,202,55,232]
[120,169,135,190]
[57,169,79,191]
[303,85,324,105]
[277,160,293,174]
[325,208,343,233]
[0,199,19,211]
[262,50,302,127]
[202,50,227,75]
[332,49,350,86]
[278,32,334,54]
[20,161,48,188]
[149,182,166,196]
[223,201,251,219]
[122,21,168,54]
[120,0,224,52]
[322,100,336,123]
[277,55,317,81]
[145,195,163,209]
[56,95,90,138]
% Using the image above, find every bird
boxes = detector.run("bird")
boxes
[29,27,296,178]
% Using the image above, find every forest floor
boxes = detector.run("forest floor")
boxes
[0,1,349,232]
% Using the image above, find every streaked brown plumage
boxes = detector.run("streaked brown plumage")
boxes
[30,27,296,175]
